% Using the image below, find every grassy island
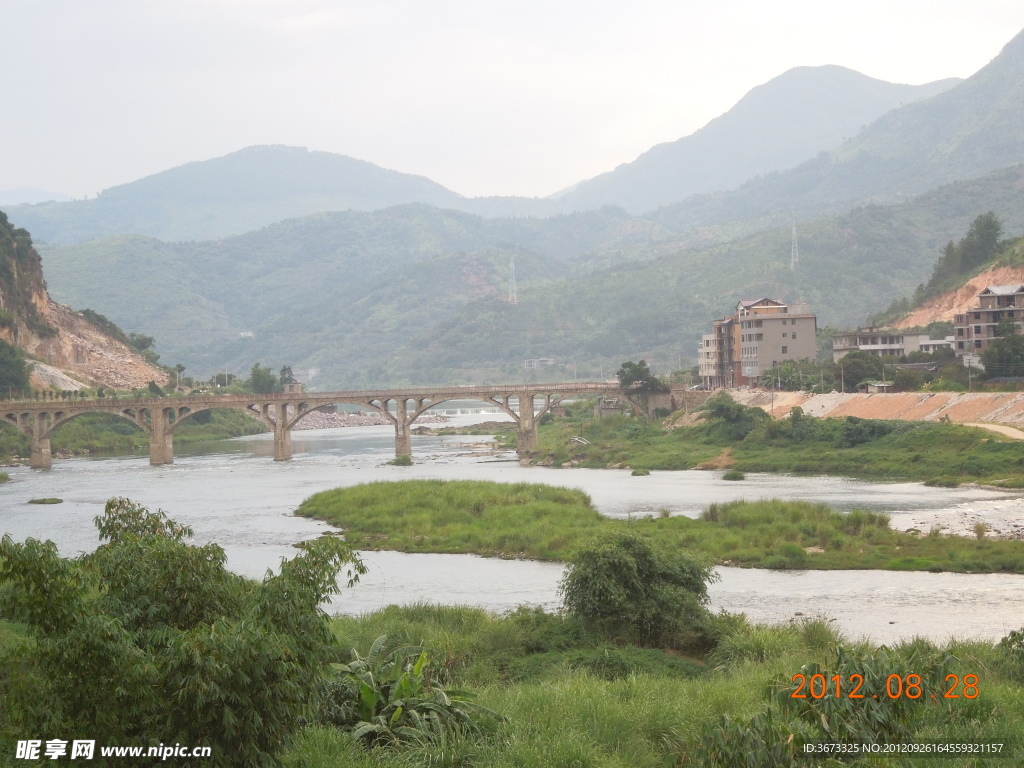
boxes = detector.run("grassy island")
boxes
[295,480,1024,573]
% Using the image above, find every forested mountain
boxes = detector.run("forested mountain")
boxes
[36,165,1024,388]
[647,28,1024,235]
[556,66,958,214]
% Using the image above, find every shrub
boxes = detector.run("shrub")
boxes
[323,635,501,746]
[722,469,745,481]
[0,498,366,768]
[558,528,717,648]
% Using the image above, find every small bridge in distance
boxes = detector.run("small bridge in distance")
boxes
[3,383,651,469]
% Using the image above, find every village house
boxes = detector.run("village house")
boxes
[699,299,817,388]
[832,327,953,363]
[953,285,1024,363]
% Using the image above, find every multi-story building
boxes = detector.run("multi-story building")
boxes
[699,298,817,388]
[953,285,1024,358]
[832,327,954,363]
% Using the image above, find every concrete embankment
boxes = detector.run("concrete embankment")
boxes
[729,390,1024,431]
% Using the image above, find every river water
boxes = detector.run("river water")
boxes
[3,416,1024,644]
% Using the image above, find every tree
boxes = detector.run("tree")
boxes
[0,339,29,391]
[559,528,716,647]
[250,362,282,394]
[279,365,296,385]
[833,351,883,392]
[981,319,1024,377]
[616,360,668,394]
[0,498,366,768]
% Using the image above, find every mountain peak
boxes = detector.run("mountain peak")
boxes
[556,66,960,214]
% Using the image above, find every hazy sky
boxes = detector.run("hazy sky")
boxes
[2,1,1023,199]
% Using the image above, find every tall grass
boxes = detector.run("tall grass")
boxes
[283,606,1024,767]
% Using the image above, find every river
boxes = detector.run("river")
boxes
[3,416,1024,644]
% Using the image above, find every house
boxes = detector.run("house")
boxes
[832,327,953,362]
[953,285,1024,358]
[699,299,817,388]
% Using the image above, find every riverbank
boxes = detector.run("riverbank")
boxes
[295,480,1024,573]
[291,604,1023,768]
[531,397,1024,487]
[4,600,1021,767]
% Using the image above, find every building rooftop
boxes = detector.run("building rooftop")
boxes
[978,285,1024,296]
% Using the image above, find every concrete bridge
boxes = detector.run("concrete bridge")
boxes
[2,383,651,469]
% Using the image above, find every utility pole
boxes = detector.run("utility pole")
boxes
[841,364,845,393]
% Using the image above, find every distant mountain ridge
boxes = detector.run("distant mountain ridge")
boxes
[649,28,1024,234]
[555,66,959,214]
[37,164,1024,387]
[3,62,968,245]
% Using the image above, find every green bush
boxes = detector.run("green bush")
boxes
[0,498,366,768]
[558,528,716,648]
[722,469,745,481]
[323,635,501,747]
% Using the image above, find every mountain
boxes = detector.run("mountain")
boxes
[2,62,965,246]
[649,28,1024,235]
[35,165,1024,388]
[35,204,678,385]
[555,66,959,214]
[0,188,70,206]
[0,212,165,389]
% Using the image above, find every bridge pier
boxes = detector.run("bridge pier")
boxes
[149,408,174,466]
[394,399,411,459]
[30,437,52,469]
[517,394,537,458]
[274,405,292,461]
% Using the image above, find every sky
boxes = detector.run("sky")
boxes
[2,0,1024,200]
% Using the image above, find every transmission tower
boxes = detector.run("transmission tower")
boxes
[508,254,518,305]
[790,222,799,271]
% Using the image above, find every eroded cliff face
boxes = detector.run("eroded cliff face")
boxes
[0,210,167,389]
[893,265,1024,328]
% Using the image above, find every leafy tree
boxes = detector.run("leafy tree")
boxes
[250,362,282,394]
[616,360,668,394]
[833,351,883,392]
[0,498,366,768]
[127,332,155,351]
[0,339,30,391]
[559,528,716,647]
[147,380,165,397]
[981,319,1024,377]
[702,390,770,439]
[927,212,1004,293]
[279,365,296,385]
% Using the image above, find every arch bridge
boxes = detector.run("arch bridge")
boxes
[2,383,646,469]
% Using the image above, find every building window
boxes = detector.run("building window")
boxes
[974,313,981,320]
[792,333,797,339]
[975,340,982,348]
[781,346,788,354]
[782,332,787,338]
[957,342,964,350]
[975,326,982,334]
[957,328,964,336]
